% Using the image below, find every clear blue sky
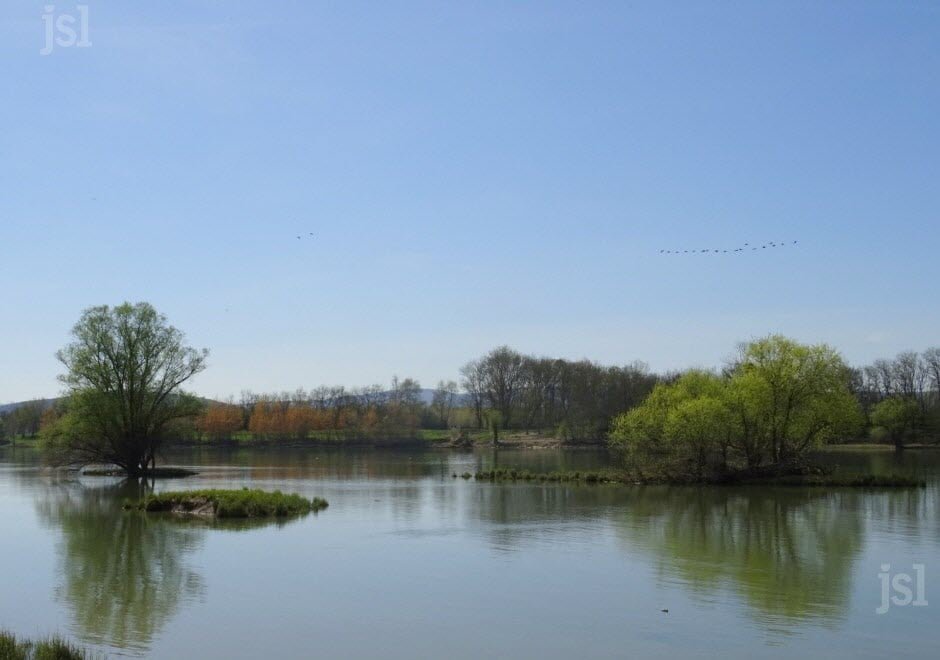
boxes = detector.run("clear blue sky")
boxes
[2,1,938,402]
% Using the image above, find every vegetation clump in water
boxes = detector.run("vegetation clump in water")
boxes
[83,467,198,478]
[472,467,925,488]
[474,469,622,483]
[130,488,328,518]
[0,629,90,660]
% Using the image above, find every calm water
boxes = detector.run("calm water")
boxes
[1,445,938,659]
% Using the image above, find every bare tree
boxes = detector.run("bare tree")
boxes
[432,380,458,428]
[924,347,940,406]
[892,351,923,400]
[479,346,526,427]
[460,360,487,429]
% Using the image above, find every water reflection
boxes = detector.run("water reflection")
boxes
[3,446,936,658]
[33,480,205,652]
[34,478,309,654]
[617,486,866,628]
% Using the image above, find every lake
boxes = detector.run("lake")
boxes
[0,445,938,658]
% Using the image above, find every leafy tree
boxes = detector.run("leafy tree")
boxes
[42,302,207,476]
[870,396,920,450]
[664,396,732,477]
[726,336,862,465]
[610,370,729,477]
[610,337,862,478]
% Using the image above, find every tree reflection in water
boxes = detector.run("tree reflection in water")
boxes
[617,486,867,628]
[34,479,205,652]
[35,478,310,654]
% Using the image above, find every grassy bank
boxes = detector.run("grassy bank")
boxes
[0,629,91,660]
[130,488,328,518]
[0,437,41,449]
[470,468,926,488]
[472,469,624,483]
[823,442,940,451]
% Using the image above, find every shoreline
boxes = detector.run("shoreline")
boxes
[470,467,927,488]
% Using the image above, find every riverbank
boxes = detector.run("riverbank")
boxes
[470,467,926,488]
[8,434,934,454]
[822,442,940,451]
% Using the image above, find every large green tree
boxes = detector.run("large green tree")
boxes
[610,370,732,477]
[610,336,862,477]
[43,302,207,476]
[726,336,862,465]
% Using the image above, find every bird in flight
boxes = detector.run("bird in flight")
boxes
[657,240,801,255]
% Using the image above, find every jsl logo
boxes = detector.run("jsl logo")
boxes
[40,4,91,55]
[877,563,927,614]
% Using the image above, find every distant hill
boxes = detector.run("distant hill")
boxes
[0,398,59,415]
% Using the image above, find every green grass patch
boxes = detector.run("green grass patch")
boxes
[0,630,91,660]
[129,488,328,518]
[474,469,625,483]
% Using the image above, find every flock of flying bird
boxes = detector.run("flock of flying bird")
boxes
[659,240,798,255]
[293,232,797,254]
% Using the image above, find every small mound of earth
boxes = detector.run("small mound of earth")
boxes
[170,497,216,516]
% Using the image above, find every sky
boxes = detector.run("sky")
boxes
[1,1,939,402]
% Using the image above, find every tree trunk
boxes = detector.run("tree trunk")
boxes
[894,433,905,452]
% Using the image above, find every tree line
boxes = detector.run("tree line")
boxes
[460,347,659,441]
[184,348,659,444]
[195,378,438,442]
[6,301,938,479]
[0,400,47,440]
[851,348,940,448]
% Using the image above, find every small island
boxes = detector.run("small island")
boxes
[129,488,328,518]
